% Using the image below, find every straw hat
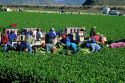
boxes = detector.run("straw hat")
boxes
[81,27,86,30]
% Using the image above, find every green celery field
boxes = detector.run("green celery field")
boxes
[0,12,125,82]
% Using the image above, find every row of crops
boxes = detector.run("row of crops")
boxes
[0,12,125,82]
[0,49,125,82]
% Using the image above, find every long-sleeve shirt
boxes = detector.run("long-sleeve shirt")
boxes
[9,33,17,42]
[61,37,70,44]
[91,43,101,52]
[48,31,56,39]
[1,32,9,44]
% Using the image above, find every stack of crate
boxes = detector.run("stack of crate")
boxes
[65,27,81,34]
[6,29,19,35]
[65,27,85,42]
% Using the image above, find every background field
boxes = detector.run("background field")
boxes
[0,12,125,82]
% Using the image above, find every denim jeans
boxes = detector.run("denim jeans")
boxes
[26,42,32,54]
[3,42,12,52]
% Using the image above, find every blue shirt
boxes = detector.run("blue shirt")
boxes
[61,37,70,44]
[9,33,17,42]
[20,41,32,54]
[48,31,56,39]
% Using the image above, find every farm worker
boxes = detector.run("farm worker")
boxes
[19,41,32,54]
[48,28,56,43]
[108,42,125,48]
[41,43,57,54]
[26,31,33,44]
[75,32,80,45]
[66,41,78,54]
[86,42,101,52]
[90,26,97,36]
[56,28,62,37]
[90,34,100,42]
[83,27,86,38]
[80,27,86,38]
[99,35,107,44]
[64,28,67,33]
[88,38,96,43]
[22,29,27,35]
[36,28,43,41]
[1,29,12,52]
[67,33,73,42]
[13,42,20,51]
[60,33,70,44]
[26,42,32,54]
[8,30,17,44]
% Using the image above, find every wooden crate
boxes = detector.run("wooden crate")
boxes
[72,33,76,40]
[41,39,45,44]
[16,35,26,41]
[33,39,45,46]
[66,27,81,34]
[54,38,58,44]
[34,40,41,45]
[80,36,84,42]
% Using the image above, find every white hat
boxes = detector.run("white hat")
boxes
[93,26,96,29]
[51,28,55,31]
[83,27,86,30]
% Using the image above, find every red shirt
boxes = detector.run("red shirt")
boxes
[91,35,100,42]
[1,32,8,44]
